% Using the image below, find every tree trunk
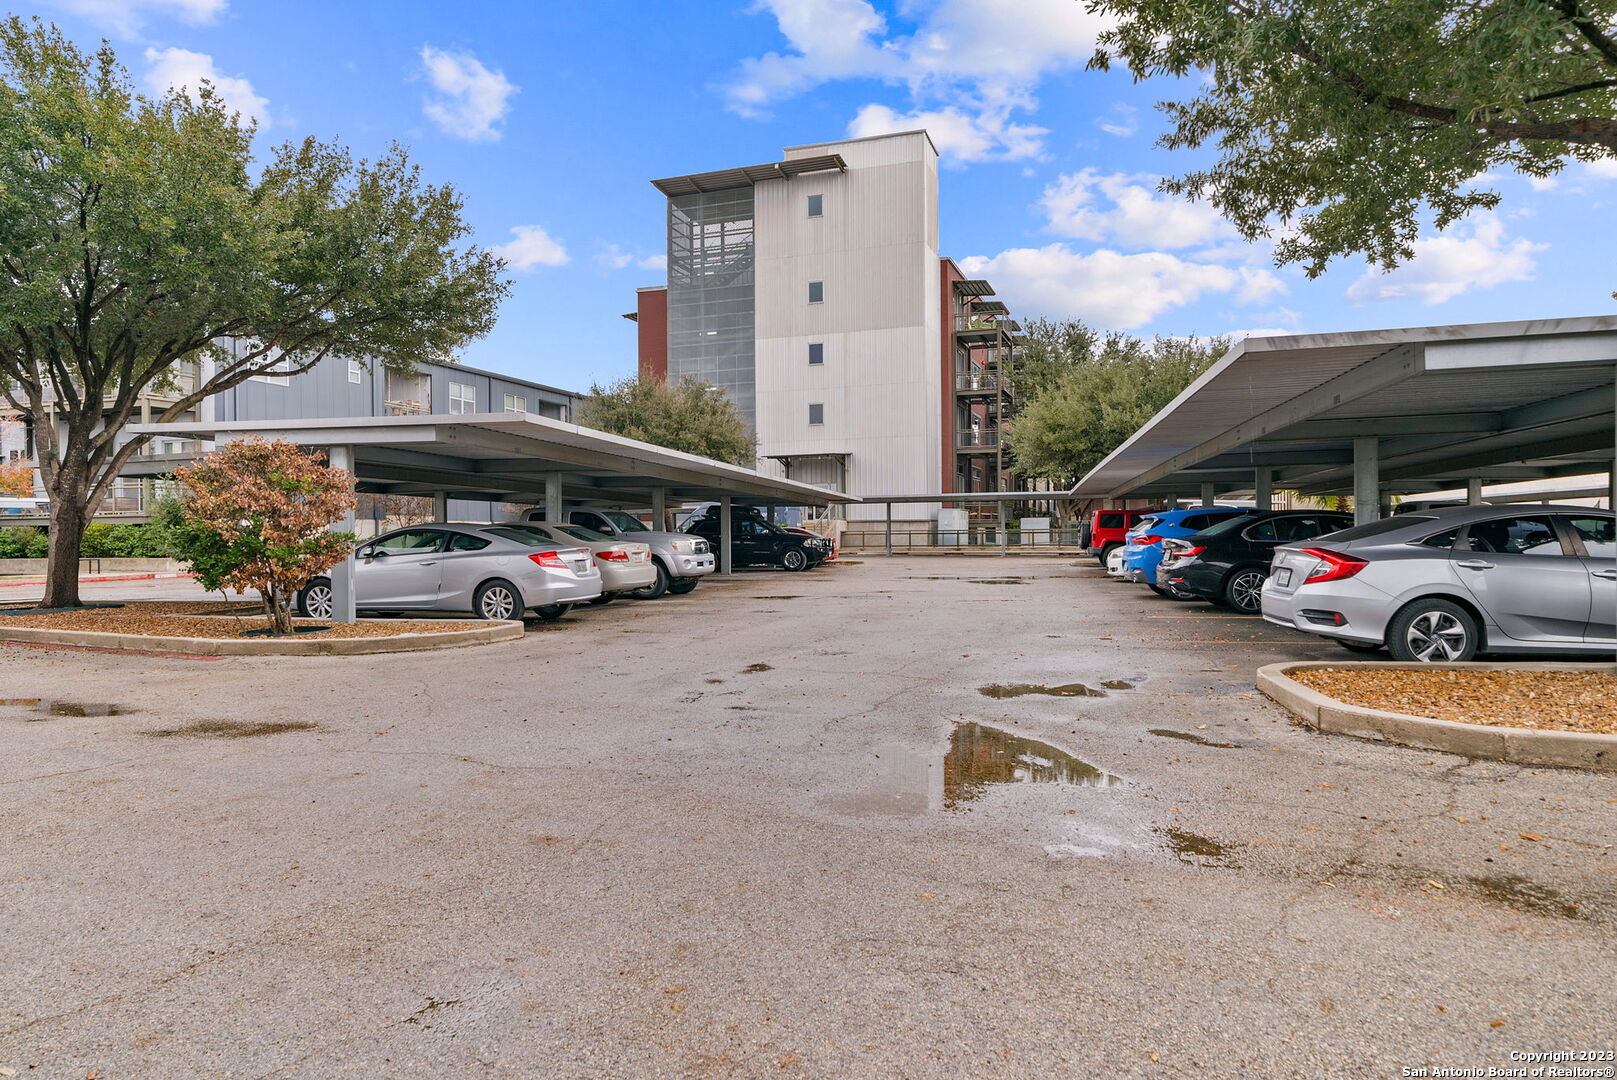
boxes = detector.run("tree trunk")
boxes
[41,498,88,609]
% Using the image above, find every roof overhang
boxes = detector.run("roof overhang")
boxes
[1071,316,1617,499]
[651,154,847,197]
[125,414,858,508]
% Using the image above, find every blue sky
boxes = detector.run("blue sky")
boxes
[30,0,1617,392]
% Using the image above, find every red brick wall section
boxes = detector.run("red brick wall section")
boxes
[637,288,668,383]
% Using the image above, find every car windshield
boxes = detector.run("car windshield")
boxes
[601,510,650,533]
[555,524,611,543]
[481,526,564,547]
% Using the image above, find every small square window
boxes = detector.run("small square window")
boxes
[808,280,824,304]
[808,403,824,426]
[806,194,823,218]
[807,343,824,366]
[347,359,364,384]
[449,381,476,414]
[503,393,527,414]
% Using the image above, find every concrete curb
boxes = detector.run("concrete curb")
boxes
[1256,660,1617,771]
[0,619,524,656]
[0,572,196,589]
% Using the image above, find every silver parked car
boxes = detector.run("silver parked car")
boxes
[508,521,657,603]
[298,523,602,622]
[513,506,714,599]
[1262,504,1616,661]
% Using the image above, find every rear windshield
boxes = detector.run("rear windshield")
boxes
[1097,513,1124,528]
[481,526,565,547]
[1323,516,1435,542]
[554,524,610,543]
[1130,517,1162,533]
[1196,513,1258,537]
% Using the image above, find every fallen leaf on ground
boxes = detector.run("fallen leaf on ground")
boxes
[1519,833,1542,842]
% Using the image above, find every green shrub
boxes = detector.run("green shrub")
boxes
[0,527,49,559]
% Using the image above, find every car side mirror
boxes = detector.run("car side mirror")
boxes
[363,548,387,560]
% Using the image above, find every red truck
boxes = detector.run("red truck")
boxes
[1082,507,1151,565]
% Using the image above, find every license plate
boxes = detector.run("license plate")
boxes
[1273,567,1292,587]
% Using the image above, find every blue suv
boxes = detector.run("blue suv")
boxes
[1121,507,1254,598]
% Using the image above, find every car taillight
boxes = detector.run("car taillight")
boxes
[1134,534,1161,545]
[1170,545,1204,558]
[1299,547,1368,584]
[528,550,569,569]
[596,549,629,561]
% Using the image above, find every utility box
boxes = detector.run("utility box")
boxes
[1020,517,1051,544]
[937,508,969,546]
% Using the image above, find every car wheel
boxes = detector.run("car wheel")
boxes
[298,578,333,619]
[666,577,699,595]
[532,603,572,622]
[780,548,809,572]
[473,579,521,621]
[1221,567,1268,614]
[1386,599,1479,663]
[1336,640,1384,654]
[630,560,670,600]
[588,593,616,606]
[1097,543,1120,567]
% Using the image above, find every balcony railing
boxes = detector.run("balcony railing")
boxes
[955,371,1012,393]
[957,428,1001,449]
[384,399,430,416]
[954,315,1010,334]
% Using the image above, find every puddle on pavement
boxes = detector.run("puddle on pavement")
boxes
[1466,874,1585,920]
[752,595,804,600]
[968,578,1028,585]
[741,663,773,673]
[140,719,319,739]
[1154,826,1240,868]
[979,682,1110,699]
[1,698,128,718]
[1150,728,1240,749]
[944,722,1122,809]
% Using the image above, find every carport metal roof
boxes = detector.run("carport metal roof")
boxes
[124,414,856,508]
[1071,316,1617,499]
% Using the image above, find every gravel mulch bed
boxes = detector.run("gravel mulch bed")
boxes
[0,600,479,640]
[1290,668,1617,735]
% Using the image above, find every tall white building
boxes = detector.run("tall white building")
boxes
[633,130,1022,526]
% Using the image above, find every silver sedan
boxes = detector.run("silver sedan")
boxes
[504,521,657,603]
[1262,504,1616,661]
[298,522,602,621]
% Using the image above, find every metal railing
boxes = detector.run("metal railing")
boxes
[953,315,1011,333]
[842,526,1089,555]
[957,428,1000,449]
[955,371,1011,392]
[384,399,430,416]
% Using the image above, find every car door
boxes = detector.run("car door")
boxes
[734,518,770,564]
[1452,514,1590,643]
[437,531,495,611]
[567,511,616,537]
[1563,514,1616,644]
[357,529,446,607]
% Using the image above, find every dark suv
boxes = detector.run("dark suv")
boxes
[1159,510,1354,612]
[683,506,831,571]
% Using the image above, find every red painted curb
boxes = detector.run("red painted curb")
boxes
[0,572,195,589]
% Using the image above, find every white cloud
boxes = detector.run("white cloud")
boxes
[1041,169,1236,250]
[52,0,224,36]
[494,226,568,270]
[419,46,517,142]
[638,254,667,271]
[1097,103,1137,138]
[143,47,268,127]
[729,0,1111,163]
[1346,216,1542,305]
[1584,157,1617,180]
[848,102,1046,163]
[596,245,667,272]
[958,243,1284,329]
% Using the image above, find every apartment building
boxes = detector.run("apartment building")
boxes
[630,130,1023,526]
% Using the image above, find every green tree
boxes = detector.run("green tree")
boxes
[578,376,757,466]
[0,19,507,609]
[1087,0,1617,274]
[1005,322,1225,486]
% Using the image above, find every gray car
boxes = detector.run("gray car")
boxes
[298,522,602,622]
[513,506,714,599]
[1262,504,1616,661]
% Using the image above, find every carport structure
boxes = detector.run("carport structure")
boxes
[125,414,855,620]
[1071,316,1617,521]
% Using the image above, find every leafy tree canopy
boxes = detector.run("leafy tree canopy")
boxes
[1006,319,1226,486]
[1087,0,1617,274]
[578,377,758,467]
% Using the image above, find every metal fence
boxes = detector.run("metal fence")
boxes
[842,526,1090,556]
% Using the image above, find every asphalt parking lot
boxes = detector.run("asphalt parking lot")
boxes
[2,556,1613,1079]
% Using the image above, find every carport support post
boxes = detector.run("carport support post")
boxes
[431,492,448,521]
[1466,478,1484,505]
[1353,438,1380,526]
[651,488,666,532]
[544,472,562,523]
[884,502,892,557]
[327,445,358,624]
[1200,482,1216,508]
[1254,468,1273,512]
[996,498,1007,555]
[718,495,733,575]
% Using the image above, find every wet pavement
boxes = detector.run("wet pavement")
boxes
[1,557,1613,1078]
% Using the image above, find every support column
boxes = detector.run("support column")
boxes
[1466,478,1484,506]
[718,495,733,575]
[1200,482,1216,508]
[327,445,358,625]
[884,502,892,557]
[431,492,448,521]
[544,472,563,522]
[1352,438,1380,526]
[651,488,666,532]
[996,498,1007,556]
[1253,468,1273,512]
